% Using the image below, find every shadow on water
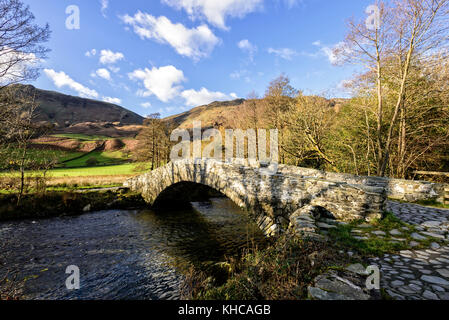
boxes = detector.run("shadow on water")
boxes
[0,197,267,300]
[133,197,268,270]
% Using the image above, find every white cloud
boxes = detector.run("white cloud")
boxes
[238,39,257,61]
[94,68,111,81]
[85,49,97,57]
[141,102,152,108]
[155,106,186,115]
[230,69,252,82]
[337,79,353,90]
[44,69,99,99]
[304,41,352,65]
[230,69,245,79]
[99,49,124,64]
[101,0,109,17]
[268,47,297,60]
[283,0,301,9]
[181,87,238,107]
[122,12,220,61]
[162,0,263,30]
[108,66,120,73]
[320,42,350,65]
[0,47,39,84]
[103,96,122,104]
[129,65,186,102]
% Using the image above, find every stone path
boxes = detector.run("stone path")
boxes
[369,201,449,300]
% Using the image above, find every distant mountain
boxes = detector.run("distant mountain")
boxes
[18,85,144,127]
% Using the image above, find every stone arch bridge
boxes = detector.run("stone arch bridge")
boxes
[124,159,386,236]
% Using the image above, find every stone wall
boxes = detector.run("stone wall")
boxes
[124,160,386,236]
[277,166,447,204]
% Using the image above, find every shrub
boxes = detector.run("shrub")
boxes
[86,157,99,166]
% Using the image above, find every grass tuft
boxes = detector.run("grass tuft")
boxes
[181,236,349,300]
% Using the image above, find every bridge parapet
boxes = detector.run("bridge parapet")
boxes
[124,159,386,236]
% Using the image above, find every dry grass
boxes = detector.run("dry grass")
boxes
[181,236,349,300]
[0,271,22,300]
[0,175,135,192]
[45,175,133,187]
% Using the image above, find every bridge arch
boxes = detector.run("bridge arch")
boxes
[153,181,234,208]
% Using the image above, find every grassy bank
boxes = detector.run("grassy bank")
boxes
[0,189,147,221]
[391,198,449,210]
[0,163,144,178]
[0,163,147,194]
[181,236,351,300]
[46,163,144,177]
[414,199,449,210]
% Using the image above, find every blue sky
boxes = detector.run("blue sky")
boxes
[23,0,373,117]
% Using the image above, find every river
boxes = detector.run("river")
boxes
[0,198,267,300]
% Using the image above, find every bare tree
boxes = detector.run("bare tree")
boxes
[337,0,449,176]
[264,74,299,164]
[0,0,50,86]
[0,86,51,203]
[283,95,338,170]
[0,0,51,201]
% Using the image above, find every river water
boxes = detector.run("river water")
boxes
[0,198,267,300]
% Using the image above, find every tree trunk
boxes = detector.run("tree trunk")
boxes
[375,58,384,176]
[379,32,415,177]
[17,143,27,205]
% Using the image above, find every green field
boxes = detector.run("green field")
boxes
[2,147,84,165]
[0,163,146,178]
[2,146,129,168]
[62,151,130,168]
[47,163,145,177]
[28,149,85,163]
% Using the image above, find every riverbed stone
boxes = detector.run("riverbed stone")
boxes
[410,241,420,247]
[436,269,449,278]
[411,233,427,241]
[345,264,368,276]
[316,222,337,230]
[366,201,449,300]
[422,232,445,240]
[431,242,441,250]
[391,280,404,287]
[421,275,449,286]
[423,290,439,300]
[307,270,377,300]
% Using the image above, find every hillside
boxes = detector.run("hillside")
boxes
[163,97,347,130]
[16,85,144,137]
[164,99,246,129]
